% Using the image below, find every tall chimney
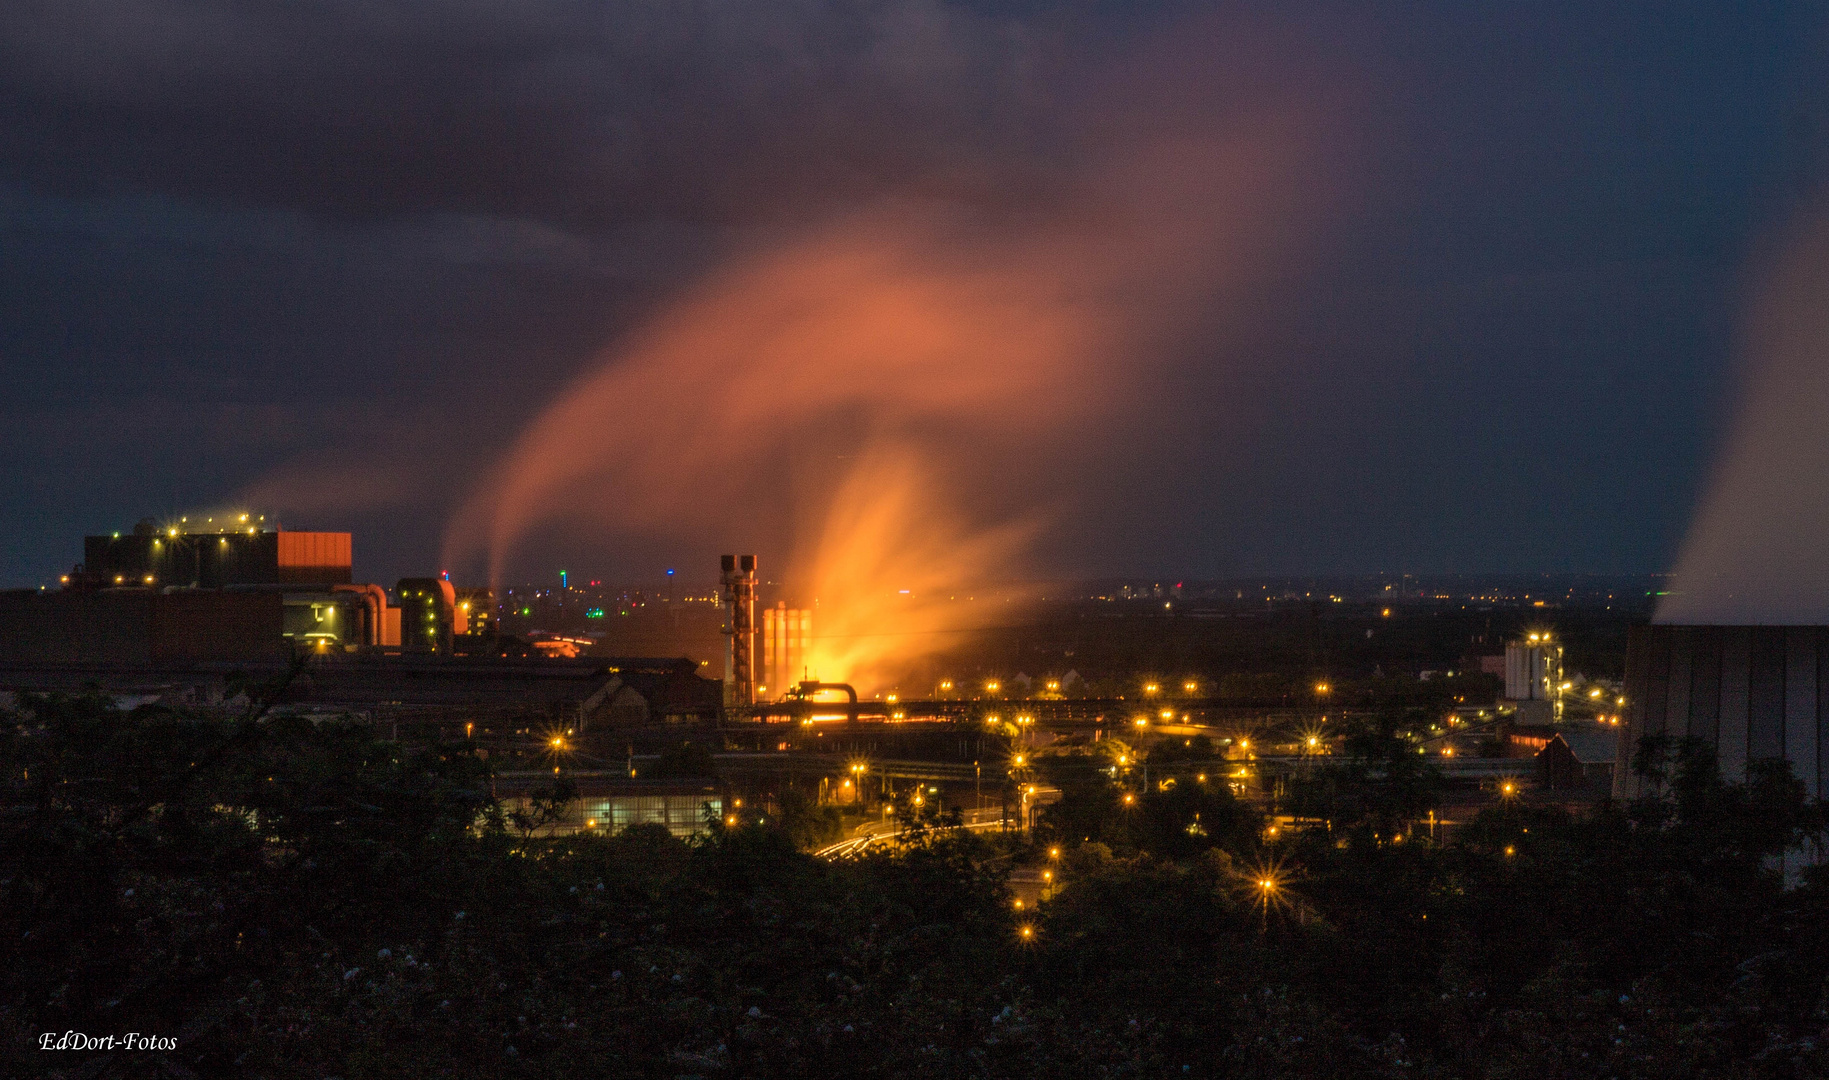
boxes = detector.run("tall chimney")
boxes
[721,555,758,708]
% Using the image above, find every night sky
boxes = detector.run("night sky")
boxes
[3,2,1826,589]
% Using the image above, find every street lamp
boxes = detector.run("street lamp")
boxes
[1252,869,1286,932]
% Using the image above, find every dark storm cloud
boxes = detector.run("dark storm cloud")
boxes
[0,0,1045,225]
[2,1,1828,588]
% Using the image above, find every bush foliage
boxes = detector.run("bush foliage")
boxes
[7,693,1829,1077]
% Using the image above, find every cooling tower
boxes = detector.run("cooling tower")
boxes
[1617,625,1829,799]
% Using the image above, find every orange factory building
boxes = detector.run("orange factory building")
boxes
[0,518,495,664]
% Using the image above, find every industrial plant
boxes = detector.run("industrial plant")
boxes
[0,517,721,731]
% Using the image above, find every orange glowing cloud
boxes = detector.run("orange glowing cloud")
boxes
[787,446,1037,688]
[443,38,1347,689]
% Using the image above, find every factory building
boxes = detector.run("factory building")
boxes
[762,601,811,700]
[0,517,725,725]
[1504,633,1564,723]
[0,588,285,664]
[456,587,496,641]
[492,773,724,838]
[0,518,499,662]
[1616,625,1829,800]
[397,578,460,654]
[82,519,352,588]
[0,653,723,728]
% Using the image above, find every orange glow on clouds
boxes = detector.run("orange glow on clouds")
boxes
[444,29,1346,690]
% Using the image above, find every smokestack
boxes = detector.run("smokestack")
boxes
[720,554,758,708]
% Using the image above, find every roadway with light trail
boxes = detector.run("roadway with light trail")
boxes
[812,807,1014,860]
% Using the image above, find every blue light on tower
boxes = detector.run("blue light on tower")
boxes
[561,570,568,589]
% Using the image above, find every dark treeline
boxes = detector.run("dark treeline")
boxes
[925,601,1643,689]
[6,694,1829,1078]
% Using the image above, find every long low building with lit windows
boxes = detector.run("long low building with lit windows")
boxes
[492,772,724,838]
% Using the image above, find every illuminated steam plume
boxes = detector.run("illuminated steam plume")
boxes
[1660,205,1829,624]
[445,48,1343,689]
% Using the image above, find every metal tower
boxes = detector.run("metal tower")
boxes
[720,554,758,707]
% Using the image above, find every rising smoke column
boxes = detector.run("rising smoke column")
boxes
[1660,205,1829,624]
[443,31,1346,689]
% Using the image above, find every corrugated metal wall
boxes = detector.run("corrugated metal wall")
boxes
[1618,625,1829,799]
[763,605,811,698]
[277,532,351,573]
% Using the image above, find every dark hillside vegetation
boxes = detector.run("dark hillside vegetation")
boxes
[6,695,1829,1078]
